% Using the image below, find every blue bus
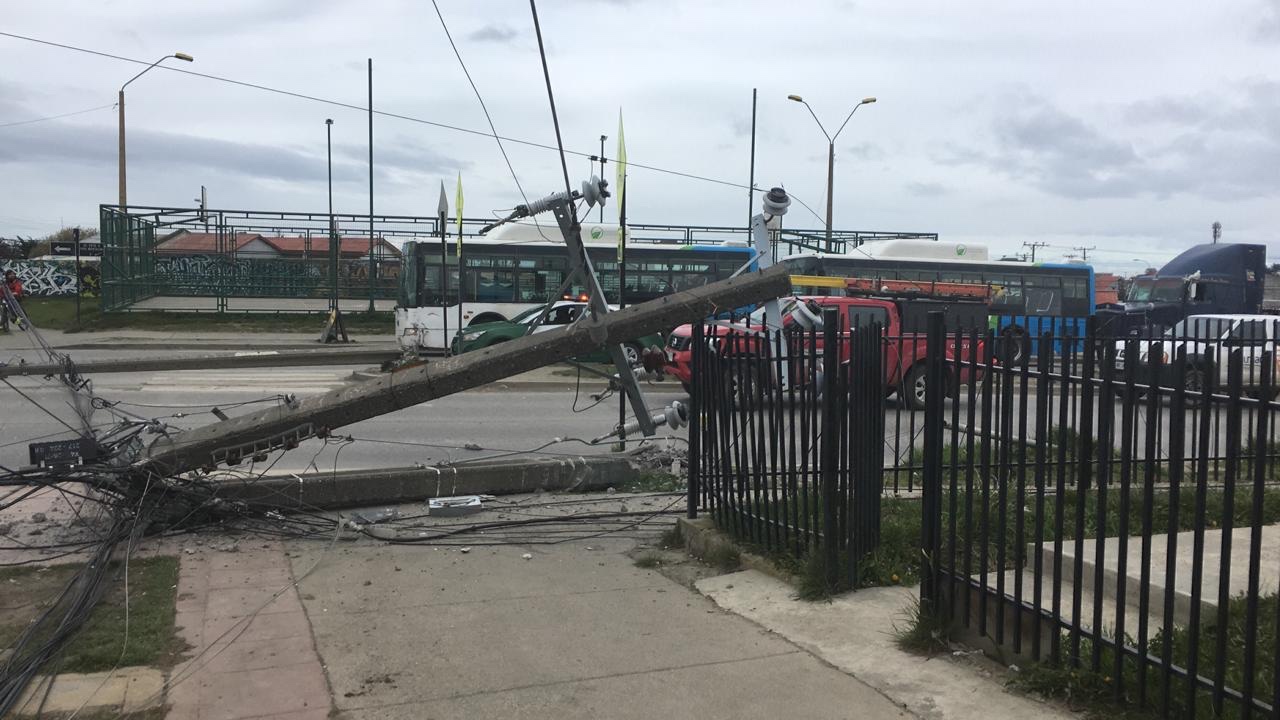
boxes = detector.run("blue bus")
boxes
[781,243,1095,353]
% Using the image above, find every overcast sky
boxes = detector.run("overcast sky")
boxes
[2,0,1278,271]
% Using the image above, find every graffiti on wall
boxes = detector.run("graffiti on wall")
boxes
[153,255,395,298]
[0,260,100,297]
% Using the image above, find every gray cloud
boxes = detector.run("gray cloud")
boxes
[906,181,948,197]
[334,135,464,176]
[945,87,1280,201]
[468,24,519,43]
[845,142,884,161]
[1257,0,1280,41]
[0,121,460,187]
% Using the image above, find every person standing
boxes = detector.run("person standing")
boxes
[2,269,25,331]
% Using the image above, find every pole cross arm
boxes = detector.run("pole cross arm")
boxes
[135,264,792,477]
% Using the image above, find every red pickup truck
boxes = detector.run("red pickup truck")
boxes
[664,295,983,410]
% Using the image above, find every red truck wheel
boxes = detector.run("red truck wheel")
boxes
[902,364,929,411]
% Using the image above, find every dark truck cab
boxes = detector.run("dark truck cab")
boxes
[1096,243,1266,337]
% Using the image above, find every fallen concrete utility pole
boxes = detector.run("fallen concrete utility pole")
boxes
[0,347,401,378]
[216,456,635,511]
[136,264,791,477]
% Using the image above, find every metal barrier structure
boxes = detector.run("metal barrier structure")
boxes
[688,305,1280,715]
[921,315,1280,718]
[98,204,936,313]
[686,310,886,590]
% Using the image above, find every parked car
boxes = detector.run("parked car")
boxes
[665,295,984,410]
[451,300,664,365]
[1115,314,1280,395]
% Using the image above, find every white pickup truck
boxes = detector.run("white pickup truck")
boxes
[1115,314,1280,395]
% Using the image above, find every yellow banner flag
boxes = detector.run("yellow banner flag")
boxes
[455,172,464,256]
[616,109,626,263]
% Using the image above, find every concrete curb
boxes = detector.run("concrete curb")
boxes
[677,516,794,584]
[217,456,637,511]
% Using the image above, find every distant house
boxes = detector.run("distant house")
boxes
[1095,273,1123,305]
[155,231,265,255]
[156,230,400,259]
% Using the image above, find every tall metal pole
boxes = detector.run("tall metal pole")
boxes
[73,227,82,329]
[825,141,835,251]
[326,119,337,312]
[367,58,376,313]
[747,88,757,227]
[617,173,628,448]
[599,135,607,223]
[438,182,449,355]
[117,91,127,211]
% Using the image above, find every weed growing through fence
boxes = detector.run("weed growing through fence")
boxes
[893,596,951,656]
[702,543,741,573]
[955,592,1280,719]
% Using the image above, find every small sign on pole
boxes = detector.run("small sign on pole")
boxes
[29,438,98,468]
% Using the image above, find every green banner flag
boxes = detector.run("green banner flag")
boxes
[455,172,464,256]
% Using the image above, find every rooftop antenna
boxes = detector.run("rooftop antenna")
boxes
[1212,221,1222,244]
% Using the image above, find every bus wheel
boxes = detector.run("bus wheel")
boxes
[902,364,929,411]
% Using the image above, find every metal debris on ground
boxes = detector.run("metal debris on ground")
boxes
[428,495,486,517]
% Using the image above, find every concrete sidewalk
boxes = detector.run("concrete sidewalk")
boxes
[168,542,332,720]
[696,572,1075,720]
[285,496,911,720]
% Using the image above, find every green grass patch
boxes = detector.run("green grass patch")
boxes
[944,483,1280,577]
[1009,594,1278,719]
[0,556,187,672]
[623,471,683,493]
[13,296,392,334]
[713,479,1280,602]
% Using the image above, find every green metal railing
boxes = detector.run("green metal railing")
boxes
[99,204,938,313]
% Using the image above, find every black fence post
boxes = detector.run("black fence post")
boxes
[820,307,841,590]
[921,311,945,614]
[688,322,702,519]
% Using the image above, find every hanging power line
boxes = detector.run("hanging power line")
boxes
[0,31,749,191]
[0,102,117,129]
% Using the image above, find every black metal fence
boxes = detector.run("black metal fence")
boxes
[687,309,886,590]
[920,315,1280,718]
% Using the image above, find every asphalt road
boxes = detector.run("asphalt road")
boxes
[1,340,1249,480]
[0,359,691,474]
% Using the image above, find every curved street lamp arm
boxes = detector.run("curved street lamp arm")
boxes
[121,54,191,91]
[799,100,832,143]
[832,102,865,143]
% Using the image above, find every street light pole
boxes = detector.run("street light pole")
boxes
[786,93,876,251]
[118,52,193,212]
[326,119,337,312]
[598,134,607,222]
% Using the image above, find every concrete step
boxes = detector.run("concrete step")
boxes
[1032,523,1280,629]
